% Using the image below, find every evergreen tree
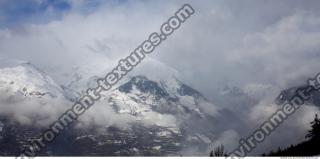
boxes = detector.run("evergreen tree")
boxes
[263,114,320,156]
[210,144,226,157]
[305,114,320,140]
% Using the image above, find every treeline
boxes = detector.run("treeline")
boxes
[209,114,320,157]
[263,114,320,156]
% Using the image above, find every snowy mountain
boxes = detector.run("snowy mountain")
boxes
[2,59,306,156]
[0,60,233,156]
[0,58,318,156]
[73,75,227,155]
[109,75,214,118]
[0,60,65,99]
[275,85,320,107]
[0,60,70,127]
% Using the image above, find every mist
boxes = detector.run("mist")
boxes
[1,0,320,155]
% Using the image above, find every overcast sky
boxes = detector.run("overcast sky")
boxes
[1,0,320,95]
[1,0,320,154]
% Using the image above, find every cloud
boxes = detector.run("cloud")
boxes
[0,0,71,28]
[0,88,69,127]
[210,129,240,153]
[1,0,320,155]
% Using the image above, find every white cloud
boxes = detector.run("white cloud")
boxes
[1,0,320,155]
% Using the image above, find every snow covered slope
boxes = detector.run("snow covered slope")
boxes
[0,60,65,99]
[0,60,240,156]
[0,60,69,126]
[108,76,219,123]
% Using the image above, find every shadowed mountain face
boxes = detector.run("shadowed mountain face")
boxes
[118,76,203,102]
[119,76,169,96]
[114,75,208,115]
[275,85,320,107]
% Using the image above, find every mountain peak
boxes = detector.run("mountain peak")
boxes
[0,60,64,98]
[118,75,169,100]
[118,75,204,100]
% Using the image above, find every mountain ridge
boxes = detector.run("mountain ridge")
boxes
[0,61,227,156]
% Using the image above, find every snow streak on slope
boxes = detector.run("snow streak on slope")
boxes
[109,76,219,123]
